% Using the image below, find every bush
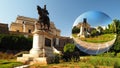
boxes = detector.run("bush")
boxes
[53,54,61,63]
[114,61,120,68]
[0,52,14,59]
[63,43,75,53]
[0,34,32,51]
[72,26,80,34]
[63,44,80,62]
[91,29,99,37]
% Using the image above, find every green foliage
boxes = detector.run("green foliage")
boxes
[97,26,103,34]
[63,43,75,53]
[31,62,94,68]
[0,52,14,59]
[72,34,77,38]
[96,52,115,57]
[90,29,99,37]
[114,61,120,68]
[111,34,120,56]
[81,56,120,67]
[102,20,117,34]
[0,34,32,51]
[113,19,120,34]
[0,60,23,68]
[63,44,80,62]
[72,26,80,34]
[108,22,116,33]
[81,34,115,43]
[53,54,61,63]
[108,19,120,55]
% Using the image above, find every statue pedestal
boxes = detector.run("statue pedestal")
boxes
[77,25,85,38]
[17,30,55,65]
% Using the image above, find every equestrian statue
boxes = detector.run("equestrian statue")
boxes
[37,5,50,30]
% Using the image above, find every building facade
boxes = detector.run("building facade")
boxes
[10,16,61,36]
[9,15,72,51]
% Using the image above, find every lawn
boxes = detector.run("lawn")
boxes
[29,54,120,68]
[0,59,23,68]
[0,53,120,68]
[73,34,116,43]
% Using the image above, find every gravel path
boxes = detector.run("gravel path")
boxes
[73,36,116,54]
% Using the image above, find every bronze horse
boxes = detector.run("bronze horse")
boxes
[37,5,50,30]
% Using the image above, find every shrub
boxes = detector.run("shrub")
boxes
[0,52,14,59]
[63,43,75,53]
[114,61,120,68]
[53,54,61,63]
[0,34,32,51]
[63,44,80,62]
[91,29,99,37]
[72,26,80,34]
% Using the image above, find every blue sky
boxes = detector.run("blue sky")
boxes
[73,11,112,27]
[0,0,120,36]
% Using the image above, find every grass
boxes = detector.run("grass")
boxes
[30,62,94,68]
[0,51,120,68]
[30,54,120,68]
[0,52,23,68]
[73,34,116,43]
[0,59,23,68]
[86,56,119,66]
[72,33,78,38]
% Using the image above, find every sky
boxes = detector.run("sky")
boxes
[73,11,112,27]
[0,0,120,36]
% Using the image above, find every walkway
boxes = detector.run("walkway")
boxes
[73,36,116,54]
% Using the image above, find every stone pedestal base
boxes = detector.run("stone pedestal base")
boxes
[17,55,54,65]
[77,34,85,38]
[17,30,55,65]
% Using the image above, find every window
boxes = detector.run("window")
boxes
[45,38,51,47]
[16,30,19,32]
[28,29,31,33]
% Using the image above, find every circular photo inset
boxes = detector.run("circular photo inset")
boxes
[72,11,116,55]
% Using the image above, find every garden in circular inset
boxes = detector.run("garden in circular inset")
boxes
[72,11,116,55]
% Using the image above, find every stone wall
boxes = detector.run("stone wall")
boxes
[0,23,9,34]
[54,37,73,51]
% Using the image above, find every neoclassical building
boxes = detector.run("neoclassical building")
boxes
[10,15,61,36]
[9,16,72,51]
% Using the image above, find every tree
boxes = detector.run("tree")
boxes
[72,26,80,34]
[97,26,103,34]
[113,19,120,34]
[63,43,80,62]
[108,21,116,33]
[112,34,120,56]
[64,43,75,53]
[91,29,99,37]
[109,19,120,56]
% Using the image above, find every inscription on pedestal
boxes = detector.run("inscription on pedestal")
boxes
[45,38,51,47]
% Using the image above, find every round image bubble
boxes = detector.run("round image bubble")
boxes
[72,11,116,55]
